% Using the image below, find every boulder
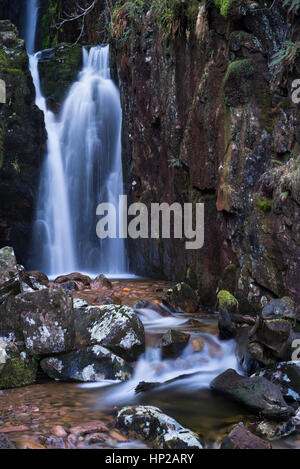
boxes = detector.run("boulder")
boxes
[22,271,48,292]
[162,283,199,313]
[40,345,132,382]
[25,271,49,288]
[74,304,145,362]
[217,290,239,313]
[216,290,253,340]
[0,340,37,389]
[256,419,296,440]
[158,329,190,359]
[248,298,297,366]
[54,272,91,288]
[116,406,203,449]
[4,288,74,355]
[253,362,300,403]
[91,274,112,290]
[211,369,294,420]
[53,281,78,292]
[220,422,271,449]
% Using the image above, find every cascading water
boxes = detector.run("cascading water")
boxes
[25,0,38,55]
[25,0,128,277]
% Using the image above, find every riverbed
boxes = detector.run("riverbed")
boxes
[0,279,299,449]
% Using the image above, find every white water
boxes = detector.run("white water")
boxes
[25,1,128,276]
[25,0,38,54]
[80,307,239,403]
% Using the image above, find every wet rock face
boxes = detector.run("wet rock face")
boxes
[0,20,46,266]
[110,1,300,308]
[40,345,133,382]
[220,422,272,449]
[74,304,145,362]
[38,43,83,113]
[211,368,294,420]
[116,405,203,449]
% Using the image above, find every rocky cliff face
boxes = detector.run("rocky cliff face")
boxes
[0,20,46,266]
[109,0,300,309]
[1,0,300,312]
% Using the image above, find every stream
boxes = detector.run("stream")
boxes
[0,279,299,449]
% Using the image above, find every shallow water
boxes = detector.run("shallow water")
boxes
[1,280,299,449]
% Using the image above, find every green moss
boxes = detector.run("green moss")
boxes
[222,59,254,107]
[0,357,37,389]
[38,44,83,106]
[255,197,272,213]
[224,263,237,271]
[40,0,58,50]
[213,0,239,17]
[217,289,238,310]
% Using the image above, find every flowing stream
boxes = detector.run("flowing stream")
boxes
[25,0,128,278]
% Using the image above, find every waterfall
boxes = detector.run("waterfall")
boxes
[25,0,38,54]
[25,1,128,277]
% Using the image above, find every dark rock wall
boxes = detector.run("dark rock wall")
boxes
[110,0,300,309]
[1,0,300,312]
[0,20,46,266]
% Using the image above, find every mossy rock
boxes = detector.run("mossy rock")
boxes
[217,289,239,313]
[213,0,244,18]
[223,59,255,106]
[255,196,272,213]
[0,355,37,389]
[38,43,83,112]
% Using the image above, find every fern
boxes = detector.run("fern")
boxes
[271,40,300,77]
[283,0,300,14]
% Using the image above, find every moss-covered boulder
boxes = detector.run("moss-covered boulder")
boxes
[74,304,145,362]
[38,43,83,112]
[162,283,199,313]
[0,21,46,265]
[217,290,240,339]
[40,345,132,383]
[248,298,296,366]
[0,340,37,389]
[211,368,294,420]
[217,290,239,313]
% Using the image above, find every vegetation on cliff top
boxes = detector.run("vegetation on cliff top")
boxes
[111,0,200,40]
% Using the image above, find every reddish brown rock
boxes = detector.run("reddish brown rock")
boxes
[0,425,28,433]
[70,421,109,436]
[51,425,68,438]
[221,423,272,449]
